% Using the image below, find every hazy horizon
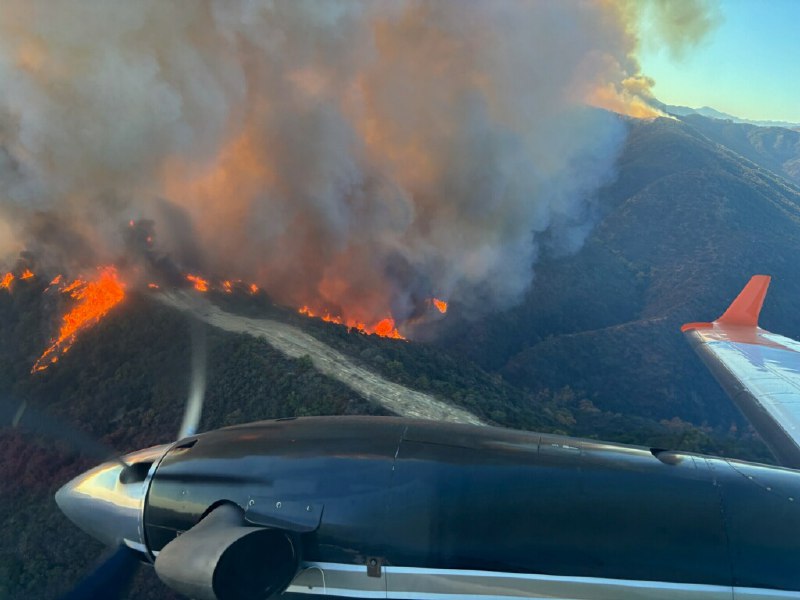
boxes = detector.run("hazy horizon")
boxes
[638,0,800,124]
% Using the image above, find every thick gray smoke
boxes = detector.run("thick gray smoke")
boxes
[0,1,715,328]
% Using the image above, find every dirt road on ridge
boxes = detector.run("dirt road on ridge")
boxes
[158,291,484,425]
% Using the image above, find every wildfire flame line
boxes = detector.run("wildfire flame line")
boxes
[1,268,38,290]
[180,274,259,296]
[298,305,404,340]
[0,267,45,290]
[32,266,126,373]
[186,274,209,292]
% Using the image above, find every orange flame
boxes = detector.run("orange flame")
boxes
[249,283,259,294]
[148,282,160,289]
[298,305,404,339]
[20,268,34,280]
[432,298,448,314]
[222,280,233,293]
[61,279,84,294]
[44,274,64,292]
[374,318,403,339]
[186,274,209,292]
[32,267,126,373]
[0,272,13,290]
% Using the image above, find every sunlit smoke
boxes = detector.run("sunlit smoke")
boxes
[0,1,719,331]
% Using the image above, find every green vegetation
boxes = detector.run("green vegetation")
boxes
[438,115,800,437]
[1,113,797,598]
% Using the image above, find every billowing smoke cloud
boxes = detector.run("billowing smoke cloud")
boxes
[0,1,716,329]
[638,0,722,59]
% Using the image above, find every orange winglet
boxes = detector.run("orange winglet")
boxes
[681,321,713,333]
[716,275,771,327]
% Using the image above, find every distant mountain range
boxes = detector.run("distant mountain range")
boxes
[654,100,800,130]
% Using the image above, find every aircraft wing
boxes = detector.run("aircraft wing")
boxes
[683,275,800,469]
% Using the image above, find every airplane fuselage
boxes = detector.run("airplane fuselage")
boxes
[129,416,800,599]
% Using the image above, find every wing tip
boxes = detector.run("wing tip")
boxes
[680,274,772,332]
[681,321,713,333]
[716,274,771,328]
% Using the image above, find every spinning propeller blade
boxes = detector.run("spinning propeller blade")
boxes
[59,544,141,600]
[178,316,207,439]
[11,314,210,599]
[1,395,127,468]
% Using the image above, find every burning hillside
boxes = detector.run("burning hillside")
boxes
[0,2,720,337]
[31,267,125,373]
[298,305,404,340]
[2,256,430,378]
[1,265,126,373]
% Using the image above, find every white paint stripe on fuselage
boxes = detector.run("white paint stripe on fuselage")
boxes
[285,561,800,600]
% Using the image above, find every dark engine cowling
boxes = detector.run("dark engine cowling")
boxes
[154,503,298,600]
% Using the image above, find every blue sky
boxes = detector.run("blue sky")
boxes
[638,0,800,123]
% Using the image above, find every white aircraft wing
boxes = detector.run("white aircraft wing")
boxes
[683,275,800,469]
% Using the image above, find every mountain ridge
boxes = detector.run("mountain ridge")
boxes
[3,112,800,598]
[437,114,800,430]
[657,101,800,130]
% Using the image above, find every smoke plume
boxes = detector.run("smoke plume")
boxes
[0,1,717,329]
[637,0,722,60]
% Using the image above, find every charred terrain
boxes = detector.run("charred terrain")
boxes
[3,113,800,598]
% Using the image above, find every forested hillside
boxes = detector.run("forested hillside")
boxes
[437,115,800,433]
[3,112,800,598]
